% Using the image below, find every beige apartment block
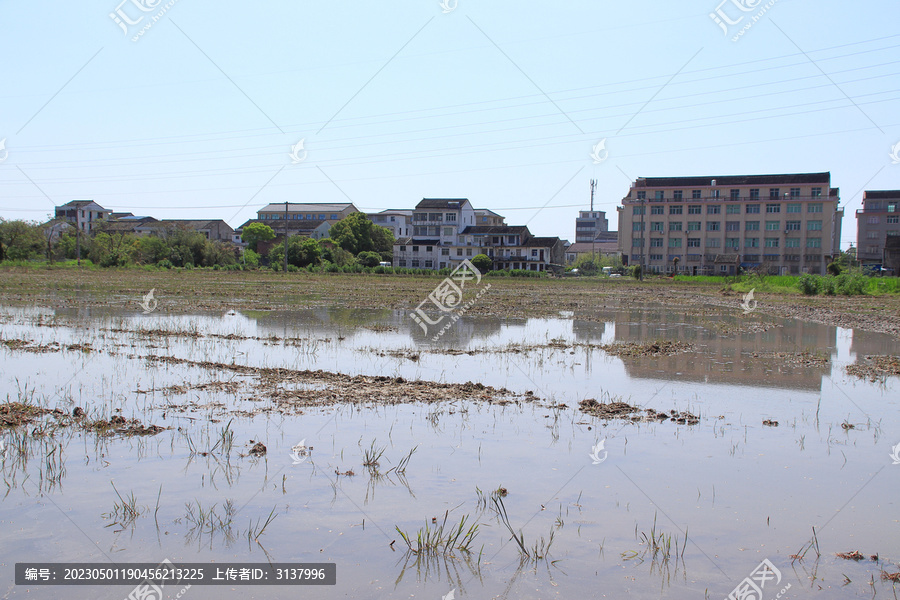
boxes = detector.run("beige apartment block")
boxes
[616,172,843,276]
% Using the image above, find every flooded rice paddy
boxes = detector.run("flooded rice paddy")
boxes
[1,302,899,599]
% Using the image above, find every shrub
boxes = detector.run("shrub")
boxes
[631,265,642,279]
[821,276,836,296]
[826,262,841,276]
[797,273,820,295]
[356,250,381,268]
[156,259,174,269]
[835,273,867,296]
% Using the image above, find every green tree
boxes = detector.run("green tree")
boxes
[574,255,600,276]
[470,253,492,273]
[130,235,169,265]
[0,219,45,261]
[318,239,356,266]
[328,213,394,255]
[88,232,133,267]
[270,237,323,268]
[241,222,275,252]
[357,250,381,267]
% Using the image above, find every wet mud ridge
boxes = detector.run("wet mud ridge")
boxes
[0,402,166,436]
[577,399,700,425]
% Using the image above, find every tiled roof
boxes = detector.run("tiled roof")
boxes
[460,225,529,235]
[258,203,356,213]
[864,190,900,200]
[415,198,470,210]
[633,172,831,188]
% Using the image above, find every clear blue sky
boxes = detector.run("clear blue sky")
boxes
[1,0,898,248]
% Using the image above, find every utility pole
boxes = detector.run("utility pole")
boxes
[75,218,81,267]
[590,179,597,264]
[283,201,289,274]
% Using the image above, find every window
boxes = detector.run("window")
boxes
[650,238,663,247]
[706,238,721,248]
[745,238,760,248]
[687,221,701,231]
[749,189,760,199]
[725,237,739,249]
[746,204,760,214]
[467,249,473,256]
[785,238,800,248]
[651,222,664,232]
[692,190,702,199]
[330,213,338,219]
[766,203,781,213]
[745,221,760,231]
[398,259,407,267]
[807,220,822,231]
[888,216,899,224]
[765,238,779,248]
[707,221,720,231]
[669,222,682,231]
[669,206,683,215]
[456,248,462,256]
[531,249,537,257]
[651,206,664,215]
[730,189,740,200]
[889,203,897,213]
[443,227,454,236]
[399,246,406,252]
[726,205,740,214]
[637,191,646,199]
[668,238,682,248]
[787,203,801,213]
[424,260,433,268]
[811,187,822,197]
[769,188,780,198]
[446,213,457,222]
[426,246,433,252]
[711,189,720,198]
[507,236,517,244]
[765,220,780,231]
[411,259,420,268]
[806,238,821,248]
[650,254,663,260]
[673,190,683,199]
[632,222,644,231]
[867,231,878,239]
[867,216,880,224]
[726,221,740,231]
[688,205,702,214]
[412,246,419,252]
[655,191,665,201]
[687,238,701,248]
[318,214,325,220]
[707,205,721,214]
[790,188,801,197]
[633,206,645,215]
[785,220,801,231]
[808,203,822,213]
[441,248,449,255]
[632,239,643,247]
